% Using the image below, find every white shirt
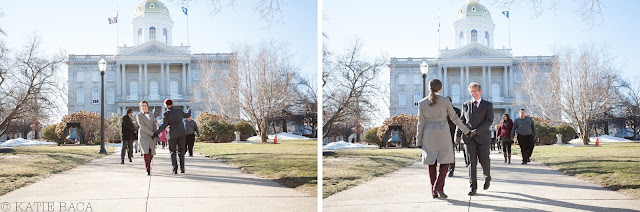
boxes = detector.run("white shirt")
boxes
[145,113,150,120]
[471,97,482,108]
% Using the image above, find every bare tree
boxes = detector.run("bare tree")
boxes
[322,39,387,137]
[197,41,297,143]
[487,0,605,29]
[615,78,640,139]
[291,74,317,137]
[0,35,66,136]
[518,44,618,145]
[167,0,284,25]
[192,59,241,120]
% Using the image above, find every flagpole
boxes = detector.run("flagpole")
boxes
[508,10,511,49]
[187,4,190,46]
[117,8,120,48]
[438,9,441,51]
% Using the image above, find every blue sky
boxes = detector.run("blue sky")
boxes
[0,0,317,79]
[324,0,640,125]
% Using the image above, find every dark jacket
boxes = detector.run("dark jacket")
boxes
[455,99,494,144]
[121,114,136,140]
[155,108,191,139]
[496,119,514,139]
[448,106,462,143]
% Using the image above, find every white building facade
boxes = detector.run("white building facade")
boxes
[389,1,552,125]
[68,0,230,119]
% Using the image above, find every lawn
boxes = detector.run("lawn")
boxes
[322,148,421,198]
[0,145,114,196]
[516,142,640,199]
[193,139,318,196]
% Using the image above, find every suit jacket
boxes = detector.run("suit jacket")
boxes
[155,108,191,139]
[448,106,462,140]
[455,99,494,144]
[121,114,136,140]
[136,112,157,155]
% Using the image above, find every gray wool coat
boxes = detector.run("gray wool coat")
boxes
[417,95,471,165]
[136,112,157,155]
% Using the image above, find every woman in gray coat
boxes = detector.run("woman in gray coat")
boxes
[417,79,474,198]
[136,101,157,176]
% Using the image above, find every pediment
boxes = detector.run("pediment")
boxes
[118,40,190,57]
[440,43,511,59]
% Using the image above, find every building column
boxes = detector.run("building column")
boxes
[138,64,143,98]
[116,63,121,96]
[187,63,192,95]
[121,64,127,97]
[181,63,187,95]
[488,66,492,100]
[160,63,165,97]
[482,66,486,98]
[465,66,470,98]
[166,63,171,96]
[459,66,464,99]
[443,66,448,96]
[144,63,148,96]
[503,65,508,98]
[508,65,513,98]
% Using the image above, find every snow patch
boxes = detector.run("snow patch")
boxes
[322,141,378,151]
[0,138,56,147]
[246,132,313,141]
[568,135,637,144]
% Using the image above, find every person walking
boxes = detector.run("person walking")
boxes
[496,125,502,153]
[417,79,473,199]
[490,126,497,151]
[511,109,536,164]
[496,114,514,163]
[136,101,157,176]
[455,82,494,196]
[121,109,136,164]
[159,123,167,149]
[184,116,200,157]
[152,99,191,174]
[446,96,465,177]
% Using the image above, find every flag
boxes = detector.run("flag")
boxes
[108,12,118,24]
[182,7,188,15]
[502,11,509,18]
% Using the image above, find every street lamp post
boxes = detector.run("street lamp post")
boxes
[420,61,429,98]
[98,58,107,154]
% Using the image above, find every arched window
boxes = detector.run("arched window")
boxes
[492,83,501,100]
[92,89,99,104]
[451,84,460,103]
[138,28,142,43]
[459,31,464,45]
[130,81,139,99]
[485,31,490,46]
[107,88,115,104]
[398,91,406,107]
[150,81,159,100]
[170,80,179,98]
[414,92,422,107]
[471,30,478,43]
[149,27,156,40]
[163,28,168,44]
[77,89,84,105]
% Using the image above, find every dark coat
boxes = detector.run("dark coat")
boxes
[455,99,494,144]
[496,119,514,139]
[121,114,136,140]
[154,108,191,139]
[448,106,462,142]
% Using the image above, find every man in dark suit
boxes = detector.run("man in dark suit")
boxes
[447,96,466,177]
[121,108,136,164]
[152,99,191,174]
[455,82,494,196]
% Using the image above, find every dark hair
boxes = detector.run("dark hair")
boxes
[448,96,452,102]
[520,108,525,111]
[126,108,133,115]
[140,101,148,107]
[428,79,442,106]
[500,113,511,126]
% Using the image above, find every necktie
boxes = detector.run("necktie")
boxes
[144,112,149,114]
[473,101,478,110]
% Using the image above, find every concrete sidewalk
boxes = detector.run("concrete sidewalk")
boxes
[0,147,316,212]
[324,149,640,212]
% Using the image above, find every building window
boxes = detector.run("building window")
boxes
[471,7,476,11]
[149,27,156,40]
[138,29,142,43]
[92,72,100,82]
[107,88,115,104]
[515,71,521,83]
[150,80,159,100]
[398,74,406,85]
[107,71,114,81]
[413,74,422,85]
[150,3,154,8]
[77,89,84,105]
[471,30,478,43]
[451,84,460,103]
[492,83,501,99]
[163,28,168,44]
[459,31,464,45]
[414,92,421,107]
[485,31,490,46]
[193,70,200,80]
[170,80,179,97]
[77,71,84,82]
[92,89,99,104]
[130,81,139,99]
[399,91,406,107]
